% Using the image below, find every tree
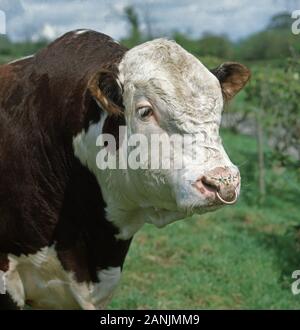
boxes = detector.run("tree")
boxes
[267,12,293,29]
[121,6,142,48]
[237,12,300,60]
[243,59,300,203]
[197,33,234,59]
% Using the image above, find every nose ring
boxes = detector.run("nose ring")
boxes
[216,189,238,205]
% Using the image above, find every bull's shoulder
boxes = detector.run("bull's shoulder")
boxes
[0,55,33,108]
[0,30,126,136]
[0,30,127,254]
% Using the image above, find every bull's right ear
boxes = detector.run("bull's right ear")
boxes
[211,62,251,101]
[88,70,124,115]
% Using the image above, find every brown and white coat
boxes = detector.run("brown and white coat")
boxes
[0,30,250,309]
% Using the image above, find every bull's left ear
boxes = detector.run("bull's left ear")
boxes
[87,70,124,115]
[211,62,251,101]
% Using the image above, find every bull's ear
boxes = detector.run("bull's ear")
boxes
[211,62,251,101]
[88,70,124,115]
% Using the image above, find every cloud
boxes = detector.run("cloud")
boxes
[0,0,299,41]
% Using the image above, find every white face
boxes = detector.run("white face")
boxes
[116,39,242,217]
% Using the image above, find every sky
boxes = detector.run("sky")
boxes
[0,0,299,42]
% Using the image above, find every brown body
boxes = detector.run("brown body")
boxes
[0,30,130,309]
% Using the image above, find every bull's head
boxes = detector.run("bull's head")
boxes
[81,39,250,238]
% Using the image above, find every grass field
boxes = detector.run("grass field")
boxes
[108,129,300,309]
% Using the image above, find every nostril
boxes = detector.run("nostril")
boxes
[202,181,217,193]
[201,176,220,192]
[193,176,218,195]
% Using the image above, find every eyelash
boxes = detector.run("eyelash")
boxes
[137,106,153,119]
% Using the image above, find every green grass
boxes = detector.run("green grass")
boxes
[0,55,14,64]
[108,130,300,309]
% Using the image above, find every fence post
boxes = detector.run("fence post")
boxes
[256,109,266,204]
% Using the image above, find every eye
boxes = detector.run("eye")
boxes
[137,106,153,120]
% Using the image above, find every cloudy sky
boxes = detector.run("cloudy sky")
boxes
[0,0,299,41]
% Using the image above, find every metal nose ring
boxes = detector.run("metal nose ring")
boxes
[216,189,238,205]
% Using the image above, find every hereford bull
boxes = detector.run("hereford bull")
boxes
[0,29,250,309]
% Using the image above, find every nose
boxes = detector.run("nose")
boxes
[194,167,240,205]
